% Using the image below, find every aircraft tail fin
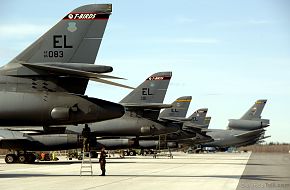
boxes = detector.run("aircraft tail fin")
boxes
[6,4,112,65]
[120,72,172,120]
[203,117,211,129]
[241,99,267,120]
[120,72,172,104]
[188,108,208,126]
[159,96,192,118]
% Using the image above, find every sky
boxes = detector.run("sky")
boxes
[0,0,289,143]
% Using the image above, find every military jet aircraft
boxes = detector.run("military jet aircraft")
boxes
[201,128,266,149]
[227,99,269,130]
[0,4,131,127]
[65,72,181,138]
[0,71,177,163]
[138,107,213,149]
[96,96,194,149]
[201,99,270,149]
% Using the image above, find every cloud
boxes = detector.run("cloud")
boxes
[0,24,50,39]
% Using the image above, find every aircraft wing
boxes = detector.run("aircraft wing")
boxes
[121,103,172,110]
[234,129,265,138]
[21,63,134,89]
[0,129,34,150]
[0,129,80,151]
[159,117,191,123]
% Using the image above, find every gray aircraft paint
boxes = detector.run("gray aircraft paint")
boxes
[0,4,126,127]
[203,117,211,129]
[159,96,192,118]
[240,99,267,120]
[138,105,213,148]
[203,129,265,148]
[120,72,171,105]
[228,99,269,130]
[202,99,270,148]
[1,4,115,94]
[66,72,178,137]
[184,108,208,128]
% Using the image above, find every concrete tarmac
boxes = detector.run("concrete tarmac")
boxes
[237,153,290,190]
[0,152,250,190]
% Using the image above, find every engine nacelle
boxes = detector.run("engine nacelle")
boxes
[97,138,139,149]
[140,126,151,135]
[51,107,70,120]
[228,119,269,130]
[139,140,178,149]
[0,133,80,151]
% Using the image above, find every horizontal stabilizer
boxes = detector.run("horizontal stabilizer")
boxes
[21,62,122,79]
[182,123,203,132]
[23,62,113,73]
[159,117,191,123]
[90,78,134,89]
[21,62,134,89]
[234,129,265,138]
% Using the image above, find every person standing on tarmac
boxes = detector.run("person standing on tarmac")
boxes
[82,124,91,152]
[99,147,107,176]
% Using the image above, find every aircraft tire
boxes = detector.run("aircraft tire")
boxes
[5,154,16,164]
[18,154,26,163]
[129,151,134,156]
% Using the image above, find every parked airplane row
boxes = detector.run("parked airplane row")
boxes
[0,4,270,163]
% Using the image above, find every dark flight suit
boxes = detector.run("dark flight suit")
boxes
[82,124,91,152]
[99,149,107,176]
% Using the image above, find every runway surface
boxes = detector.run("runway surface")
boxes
[0,152,288,190]
[237,153,290,190]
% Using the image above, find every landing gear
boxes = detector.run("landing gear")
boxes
[4,152,36,164]
[5,154,16,164]
[18,154,26,163]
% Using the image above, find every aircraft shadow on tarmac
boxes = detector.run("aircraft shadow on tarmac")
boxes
[132,157,250,161]
[0,174,282,181]
[31,161,138,165]
[0,161,264,166]
[109,161,264,166]
[12,161,259,166]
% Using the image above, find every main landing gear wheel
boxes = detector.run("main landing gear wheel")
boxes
[129,151,134,156]
[5,154,16,164]
[18,154,26,163]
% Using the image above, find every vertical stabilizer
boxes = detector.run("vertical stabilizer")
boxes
[159,96,192,118]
